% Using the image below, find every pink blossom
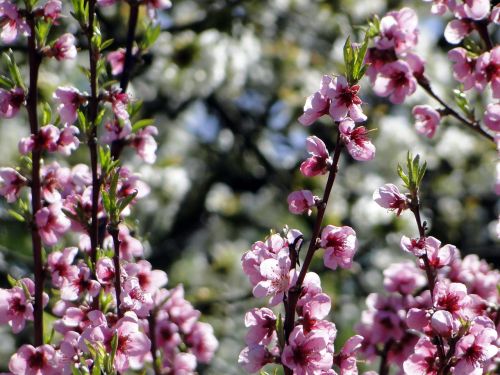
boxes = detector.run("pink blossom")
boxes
[40,162,67,203]
[54,87,85,125]
[430,310,459,337]
[383,261,426,295]
[43,0,61,22]
[0,285,33,333]
[423,0,450,15]
[47,247,78,287]
[38,124,61,152]
[373,60,417,104]
[300,136,331,177]
[95,257,116,285]
[339,118,375,161]
[131,125,158,164]
[298,75,332,126]
[244,307,276,346]
[185,321,219,363]
[455,323,498,373]
[107,48,126,75]
[0,1,29,43]
[0,167,26,202]
[163,285,201,333]
[57,125,80,155]
[448,47,477,90]
[238,345,274,373]
[0,87,24,118]
[325,76,366,122]
[107,89,130,121]
[418,241,456,269]
[59,331,88,374]
[168,352,197,375]
[320,225,357,270]
[253,249,294,306]
[120,276,154,317]
[125,259,168,294]
[373,183,408,215]
[300,292,331,324]
[412,105,440,138]
[60,263,100,301]
[402,337,438,375]
[112,312,152,371]
[433,281,471,318]
[364,47,398,82]
[101,119,132,144]
[35,202,71,246]
[484,103,500,132]
[475,47,500,98]
[242,234,286,285]
[50,33,77,60]
[9,344,57,375]
[287,190,316,215]
[281,325,333,375]
[444,19,473,44]
[400,236,441,257]
[117,224,144,260]
[460,0,491,20]
[335,335,363,375]
[376,8,419,54]
[145,0,172,19]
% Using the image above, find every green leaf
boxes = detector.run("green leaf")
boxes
[142,23,161,49]
[397,164,409,188]
[7,274,17,287]
[8,209,25,222]
[352,33,369,82]
[276,312,285,350]
[41,102,52,126]
[107,332,119,373]
[36,22,51,46]
[0,74,14,89]
[101,190,112,214]
[343,36,354,83]
[117,190,138,214]
[100,38,114,52]
[132,118,155,133]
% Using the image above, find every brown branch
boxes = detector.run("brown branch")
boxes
[26,11,44,347]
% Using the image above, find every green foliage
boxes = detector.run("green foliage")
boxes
[2,51,25,90]
[397,152,427,194]
[453,88,474,120]
[343,34,370,85]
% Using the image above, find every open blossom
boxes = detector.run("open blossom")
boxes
[373,184,408,215]
[253,249,295,306]
[19,124,61,155]
[403,337,439,375]
[287,190,316,215]
[448,47,476,90]
[47,247,78,287]
[454,319,498,374]
[0,285,33,333]
[375,8,419,54]
[131,125,158,163]
[107,48,126,75]
[475,47,500,98]
[57,125,80,155]
[335,335,364,375]
[326,75,366,122]
[0,1,29,43]
[9,344,57,375]
[60,263,100,301]
[320,225,357,270]
[101,119,132,144]
[107,89,130,120]
[0,87,24,118]
[50,33,77,60]
[281,325,333,375]
[301,136,331,177]
[373,60,417,104]
[120,276,154,317]
[54,87,86,125]
[383,261,426,295]
[412,105,440,138]
[298,75,332,126]
[185,321,219,363]
[433,281,471,318]
[244,308,276,346]
[458,0,491,20]
[484,103,500,132]
[0,167,26,202]
[400,236,443,257]
[430,310,459,337]
[239,345,275,373]
[444,19,474,44]
[35,202,71,246]
[339,118,375,161]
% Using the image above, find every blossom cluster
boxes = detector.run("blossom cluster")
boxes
[239,39,376,371]
[355,182,500,374]
[0,0,218,373]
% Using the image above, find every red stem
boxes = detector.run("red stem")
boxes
[26,11,44,347]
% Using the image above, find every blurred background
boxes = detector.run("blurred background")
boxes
[0,0,498,373]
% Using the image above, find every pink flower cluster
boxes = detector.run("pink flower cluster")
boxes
[354,183,500,374]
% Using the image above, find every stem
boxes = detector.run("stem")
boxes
[417,78,494,143]
[148,312,161,375]
[282,131,343,373]
[109,225,123,317]
[120,1,140,92]
[86,0,100,271]
[474,20,493,51]
[378,340,393,375]
[26,11,44,347]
